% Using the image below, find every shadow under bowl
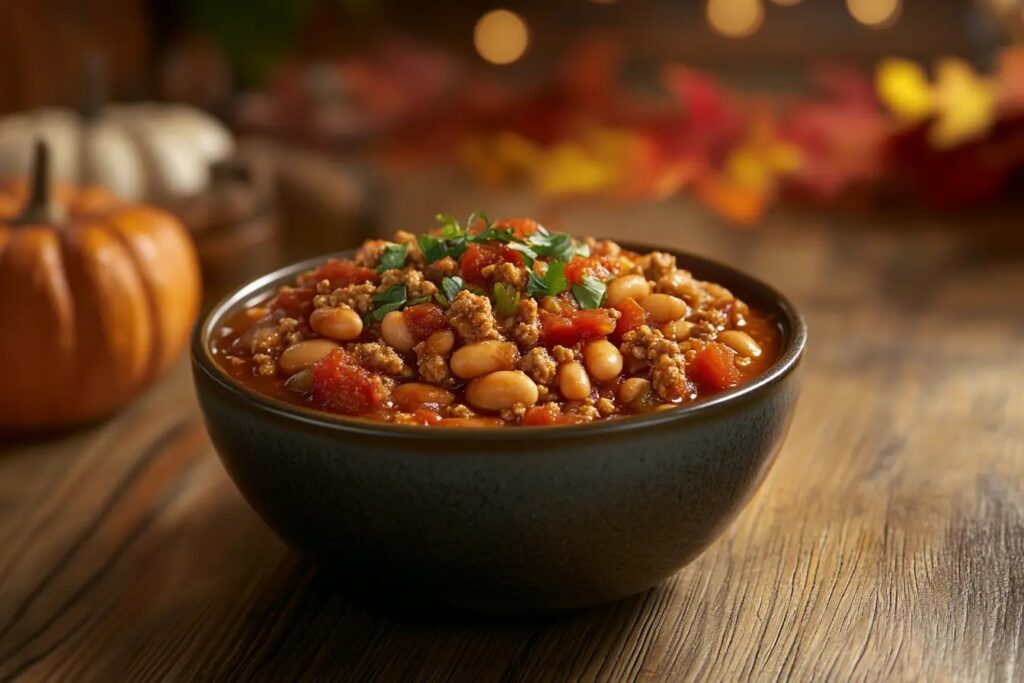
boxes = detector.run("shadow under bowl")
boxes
[191,243,807,612]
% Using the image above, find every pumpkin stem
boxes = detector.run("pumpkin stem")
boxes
[12,140,64,226]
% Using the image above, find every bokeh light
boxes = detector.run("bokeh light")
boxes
[474,10,530,65]
[707,0,765,38]
[846,0,902,28]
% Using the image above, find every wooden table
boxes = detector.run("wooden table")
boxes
[2,192,1023,681]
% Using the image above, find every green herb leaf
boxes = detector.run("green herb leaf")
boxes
[527,260,568,298]
[406,296,432,307]
[575,241,591,258]
[505,241,538,266]
[493,282,521,317]
[571,275,606,309]
[439,276,465,305]
[417,234,447,264]
[376,243,408,272]
[370,284,407,321]
[435,214,462,239]
[528,231,576,262]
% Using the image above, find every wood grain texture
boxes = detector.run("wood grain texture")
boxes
[2,187,1023,681]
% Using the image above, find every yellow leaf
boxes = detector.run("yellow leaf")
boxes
[930,57,996,149]
[876,58,934,122]
[534,143,621,195]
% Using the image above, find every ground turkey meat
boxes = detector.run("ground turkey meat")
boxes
[551,345,576,364]
[620,325,691,402]
[424,256,460,282]
[349,342,410,377]
[354,240,388,268]
[481,261,527,290]
[447,404,475,418]
[324,283,376,314]
[511,298,540,348]
[379,268,439,300]
[650,355,690,402]
[414,342,455,387]
[518,347,557,385]
[639,251,677,281]
[447,290,501,342]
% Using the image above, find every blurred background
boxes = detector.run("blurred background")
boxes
[2,0,1023,297]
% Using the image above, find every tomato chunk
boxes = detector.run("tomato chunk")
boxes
[540,309,616,347]
[611,297,648,343]
[564,256,612,285]
[311,348,389,415]
[299,259,376,289]
[460,243,524,285]
[496,217,541,238]
[268,287,315,319]
[402,303,448,340]
[689,342,742,392]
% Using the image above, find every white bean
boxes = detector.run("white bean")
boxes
[392,382,455,410]
[640,293,689,323]
[582,340,623,381]
[717,330,762,358]
[661,320,697,341]
[606,274,651,307]
[424,329,455,356]
[450,340,518,379]
[466,371,539,411]
[558,361,592,401]
[381,311,416,352]
[309,306,363,341]
[618,377,651,404]
[278,339,339,374]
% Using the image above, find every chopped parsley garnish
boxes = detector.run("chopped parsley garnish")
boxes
[376,243,408,272]
[526,230,576,263]
[438,276,465,305]
[370,284,407,321]
[572,275,607,309]
[505,241,538,266]
[493,282,521,317]
[424,212,596,300]
[527,260,568,298]
[416,233,448,264]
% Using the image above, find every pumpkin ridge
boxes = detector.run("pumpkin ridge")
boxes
[95,213,165,387]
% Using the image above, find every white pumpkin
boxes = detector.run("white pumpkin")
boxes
[0,104,234,202]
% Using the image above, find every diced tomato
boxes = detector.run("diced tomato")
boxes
[563,256,612,285]
[267,287,315,318]
[311,348,389,415]
[523,405,588,426]
[496,217,541,238]
[611,297,649,343]
[459,243,524,285]
[298,259,376,289]
[539,309,616,347]
[689,342,742,392]
[402,303,448,340]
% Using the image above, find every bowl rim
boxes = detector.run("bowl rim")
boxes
[191,240,807,442]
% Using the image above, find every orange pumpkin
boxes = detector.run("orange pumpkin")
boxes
[0,142,201,430]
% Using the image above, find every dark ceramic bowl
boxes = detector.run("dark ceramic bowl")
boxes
[191,244,807,612]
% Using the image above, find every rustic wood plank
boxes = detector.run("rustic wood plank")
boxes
[1,192,1022,682]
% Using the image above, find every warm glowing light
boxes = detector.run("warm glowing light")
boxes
[846,0,901,28]
[707,0,764,38]
[474,9,530,65]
